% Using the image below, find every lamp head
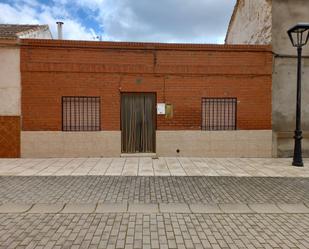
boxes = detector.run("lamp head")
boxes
[288,23,309,48]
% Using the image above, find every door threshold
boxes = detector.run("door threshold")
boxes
[121,153,158,158]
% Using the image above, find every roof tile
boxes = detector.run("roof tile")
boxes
[0,24,48,39]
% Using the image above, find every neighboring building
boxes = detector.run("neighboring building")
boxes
[0,24,52,157]
[19,39,272,158]
[0,24,52,40]
[226,0,309,157]
[226,0,272,45]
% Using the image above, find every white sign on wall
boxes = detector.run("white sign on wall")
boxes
[157,103,166,115]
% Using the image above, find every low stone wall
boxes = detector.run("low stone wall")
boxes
[22,130,272,158]
[157,130,272,157]
[21,131,121,158]
[274,131,309,158]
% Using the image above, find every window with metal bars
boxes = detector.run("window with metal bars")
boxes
[62,96,101,131]
[201,98,237,131]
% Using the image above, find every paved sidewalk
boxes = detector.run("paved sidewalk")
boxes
[0,157,308,177]
[1,176,309,204]
[1,158,309,249]
[1,213,309,249]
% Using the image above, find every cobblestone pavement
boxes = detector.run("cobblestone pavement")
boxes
[1,213,309,249]
[1,176,309,204]
[0,157,308,177]
[2,172,309,248]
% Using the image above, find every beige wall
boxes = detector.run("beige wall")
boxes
[157,130,272,157]
[21,131,121,158]
[272,57,309,132]
[0,47,20,115]
[0,28,52,115]
[226,0,309,157]
[21,130,272,158]
[272,0,309,157]
[272,0,309,56]
[225,0,272,44]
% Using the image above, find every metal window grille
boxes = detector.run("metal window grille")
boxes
[62,96,101,131]
[201,98,237,131]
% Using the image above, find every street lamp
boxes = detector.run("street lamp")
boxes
[287,23,309,167]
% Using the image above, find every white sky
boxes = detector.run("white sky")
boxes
[0,0,236,43]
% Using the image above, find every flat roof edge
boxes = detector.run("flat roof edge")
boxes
[20,39,272,52]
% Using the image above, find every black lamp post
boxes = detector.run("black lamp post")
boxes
[287,23,309,167]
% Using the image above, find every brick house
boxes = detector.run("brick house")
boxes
[15,39,272,158]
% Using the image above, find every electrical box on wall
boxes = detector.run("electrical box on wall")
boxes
[157,103,173,118]
[157,103,166,114]
[165,104,173,118]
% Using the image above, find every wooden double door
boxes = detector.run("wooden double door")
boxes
[121,93,156,153]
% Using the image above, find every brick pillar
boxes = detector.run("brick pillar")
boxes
[0,116,20,158]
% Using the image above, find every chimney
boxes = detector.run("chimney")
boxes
[56,21,64,39]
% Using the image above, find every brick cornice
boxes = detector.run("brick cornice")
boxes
[0,38,20,47]
[20,38,272,52]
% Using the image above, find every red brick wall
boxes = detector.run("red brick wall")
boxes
[0,116,20,157]
[21,39,272,131]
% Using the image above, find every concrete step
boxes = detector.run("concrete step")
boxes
[120,153,158,158]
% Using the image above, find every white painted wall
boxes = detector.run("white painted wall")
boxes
[0,47,20,115]
[0,26,52,115]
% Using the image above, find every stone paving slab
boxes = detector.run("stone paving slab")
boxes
[277,203,309,213]
[27,203,65,213]
[189,203,223,213]
[219,204,255,213]
[128,203,159,213]
[0,203,32,213]
[248,203,284,213]
[61,203,96,213]
[96,203,128,213]
[159,203,191,213]
[0,157,309,177]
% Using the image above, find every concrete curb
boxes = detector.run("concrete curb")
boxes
[1,202,309,214]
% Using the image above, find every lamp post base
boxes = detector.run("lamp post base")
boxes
[292,130,304,167]
[292,161,304,167]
